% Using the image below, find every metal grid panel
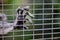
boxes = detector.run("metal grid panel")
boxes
[0,0,60,40]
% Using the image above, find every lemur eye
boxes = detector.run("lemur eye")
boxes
[24,8,29,11]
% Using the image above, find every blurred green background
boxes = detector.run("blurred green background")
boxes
[0,0,60,40]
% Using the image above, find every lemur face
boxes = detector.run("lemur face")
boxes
[0,14,4,21]
[17,8,23,20]
[0,14,7,21]
[17,8,23,15]
[17,8,29,20]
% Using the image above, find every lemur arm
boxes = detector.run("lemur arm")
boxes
[27,12,34,18]
[26,18,33,24]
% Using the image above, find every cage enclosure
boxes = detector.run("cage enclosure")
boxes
[0,0,60,40]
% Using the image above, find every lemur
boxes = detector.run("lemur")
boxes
[15,6,34,29]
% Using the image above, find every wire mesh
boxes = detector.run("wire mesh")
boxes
[0,0,60,40]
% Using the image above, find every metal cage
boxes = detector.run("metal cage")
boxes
[0,0,60,40]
